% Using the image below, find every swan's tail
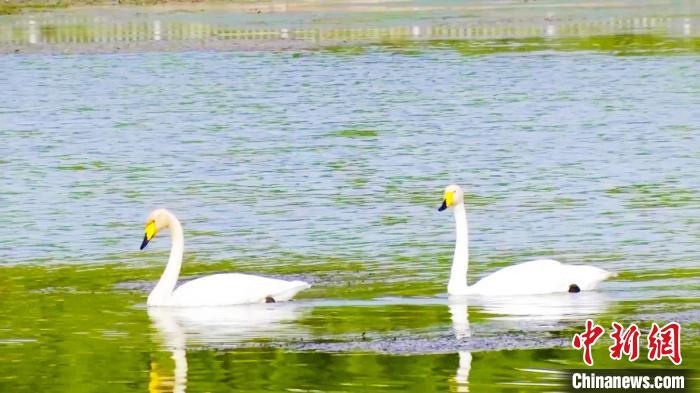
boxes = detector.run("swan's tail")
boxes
[575,266,614,290]
[271,281,311,302]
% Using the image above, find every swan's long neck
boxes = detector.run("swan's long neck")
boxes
[148,215,184,306]
[448,202,469,294]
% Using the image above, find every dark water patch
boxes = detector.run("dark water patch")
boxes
[616,267,700,282]
[324,46,367,55]
[330,129,379,138]
[284,331,568,354]
[0,2,66,15]
[378,215,410,226]
[56,164,87,171]
[350,177,369,187]
[605,183,700,208]
[381,35,700,56]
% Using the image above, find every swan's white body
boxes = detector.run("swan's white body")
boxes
[458,259,611,296]
[164,274,310,307]
[143,209,310,307]
[441,185,613,296]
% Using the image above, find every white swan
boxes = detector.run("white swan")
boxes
[438,184,613,296]
[140,208,310,307]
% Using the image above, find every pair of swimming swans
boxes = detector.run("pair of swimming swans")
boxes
[141,184,612,307]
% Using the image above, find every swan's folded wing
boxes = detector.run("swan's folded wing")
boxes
[469,259,612,295]
[562,265,613,290]
[169,273,310,306]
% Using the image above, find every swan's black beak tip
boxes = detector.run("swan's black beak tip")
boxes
[438,199,447,212]
[140,235,150,250]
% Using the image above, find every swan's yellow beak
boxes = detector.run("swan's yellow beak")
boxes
[140,221,157,250]
[438,191,454,212]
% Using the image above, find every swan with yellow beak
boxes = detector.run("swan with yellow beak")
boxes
[439,184,613,296]
[140,209,310,307]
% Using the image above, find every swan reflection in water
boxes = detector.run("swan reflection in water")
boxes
[448,291,610,392]
[448,300,472,392]
[147,292,610,392]
[147,303,306,393]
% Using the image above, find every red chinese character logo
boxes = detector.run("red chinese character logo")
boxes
[572,319,605,366]
[609,322,640,361]
[648,322,682,365]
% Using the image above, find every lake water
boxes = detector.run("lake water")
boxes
[1,33,699,392]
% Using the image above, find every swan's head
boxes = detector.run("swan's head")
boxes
[140,209,173,250]
[438,184,464,211]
